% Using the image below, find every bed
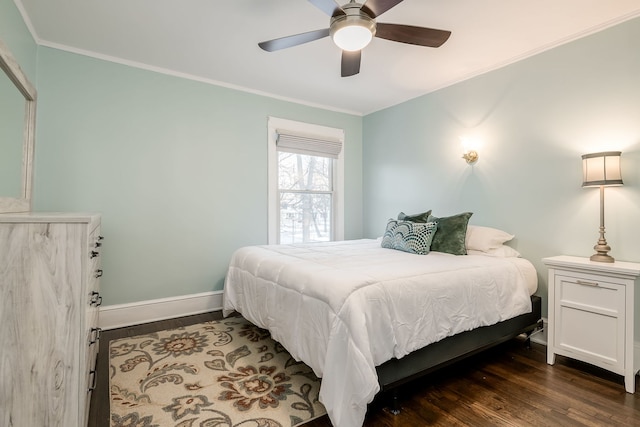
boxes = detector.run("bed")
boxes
[223,229,540,427]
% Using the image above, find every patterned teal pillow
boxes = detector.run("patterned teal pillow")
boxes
[381,219,438,255]
[427,212,473,255]
[397,210,432,223]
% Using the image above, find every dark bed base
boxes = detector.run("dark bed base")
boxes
[376,295,542,402]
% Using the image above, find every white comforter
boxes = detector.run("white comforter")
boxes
[223,239,536,427]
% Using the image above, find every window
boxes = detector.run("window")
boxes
[268,117,344,244]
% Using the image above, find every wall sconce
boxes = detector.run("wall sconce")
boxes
[462,150,479,164]
[582,151,623,263]
[460,137,480,164]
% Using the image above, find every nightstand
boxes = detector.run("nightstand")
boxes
[543,256,640,393]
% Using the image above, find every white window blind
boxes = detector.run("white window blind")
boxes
[276,129,343,159]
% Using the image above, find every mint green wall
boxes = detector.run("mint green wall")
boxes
[363,17,640,320]
[34,48,362,305]
[0,0,37,83]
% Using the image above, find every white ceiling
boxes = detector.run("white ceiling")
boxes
[16,0,640,115]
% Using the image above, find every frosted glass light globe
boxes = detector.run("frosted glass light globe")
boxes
[332,25,373,51]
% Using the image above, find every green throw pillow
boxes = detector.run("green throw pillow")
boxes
[381,219,438,255]
[397,210,432,223]
[427,212,473,255]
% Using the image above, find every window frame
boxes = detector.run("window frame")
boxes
[267,117,344,244]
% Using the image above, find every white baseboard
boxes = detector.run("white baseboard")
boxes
[99,291,224,330]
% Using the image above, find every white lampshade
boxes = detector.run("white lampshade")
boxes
[582,151,623,187]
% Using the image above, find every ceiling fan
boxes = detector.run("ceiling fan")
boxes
[258,0,452,77]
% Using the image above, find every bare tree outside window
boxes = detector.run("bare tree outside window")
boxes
[278,152,333,243]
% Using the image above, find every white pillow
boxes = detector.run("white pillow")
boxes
[467,246,521,258]
[465,225,515,252]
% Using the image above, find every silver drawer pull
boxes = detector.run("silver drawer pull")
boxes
[88,368,98,392]
[90,291,102,307]
[576,280,599,287]
[88,352,99,392]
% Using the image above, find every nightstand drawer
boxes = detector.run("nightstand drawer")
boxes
[554,274,625,369]
[557,274,624,313]
[557,304,621,366]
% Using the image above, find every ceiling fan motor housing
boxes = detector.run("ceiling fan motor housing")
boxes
[330,3,377,51]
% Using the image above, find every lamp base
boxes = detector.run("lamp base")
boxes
[590,240,614,263]
[590,253,615,263]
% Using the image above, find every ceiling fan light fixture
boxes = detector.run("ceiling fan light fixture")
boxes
[258,0,452,77]
[330,12,376,52]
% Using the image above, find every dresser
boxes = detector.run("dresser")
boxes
[0,213,103,426]
[543,255,640,393]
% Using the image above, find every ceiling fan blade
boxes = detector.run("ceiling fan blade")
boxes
[361,0,404,18]
[375,23,451,47]
[341,50,361,77]
[307,0,345,17]
[258,28,330,52]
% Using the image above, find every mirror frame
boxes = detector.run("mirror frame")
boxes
[0,39,36,214]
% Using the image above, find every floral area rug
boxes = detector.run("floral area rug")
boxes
[109,316,326,427]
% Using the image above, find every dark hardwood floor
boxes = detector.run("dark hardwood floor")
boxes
[90,312,640,426]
